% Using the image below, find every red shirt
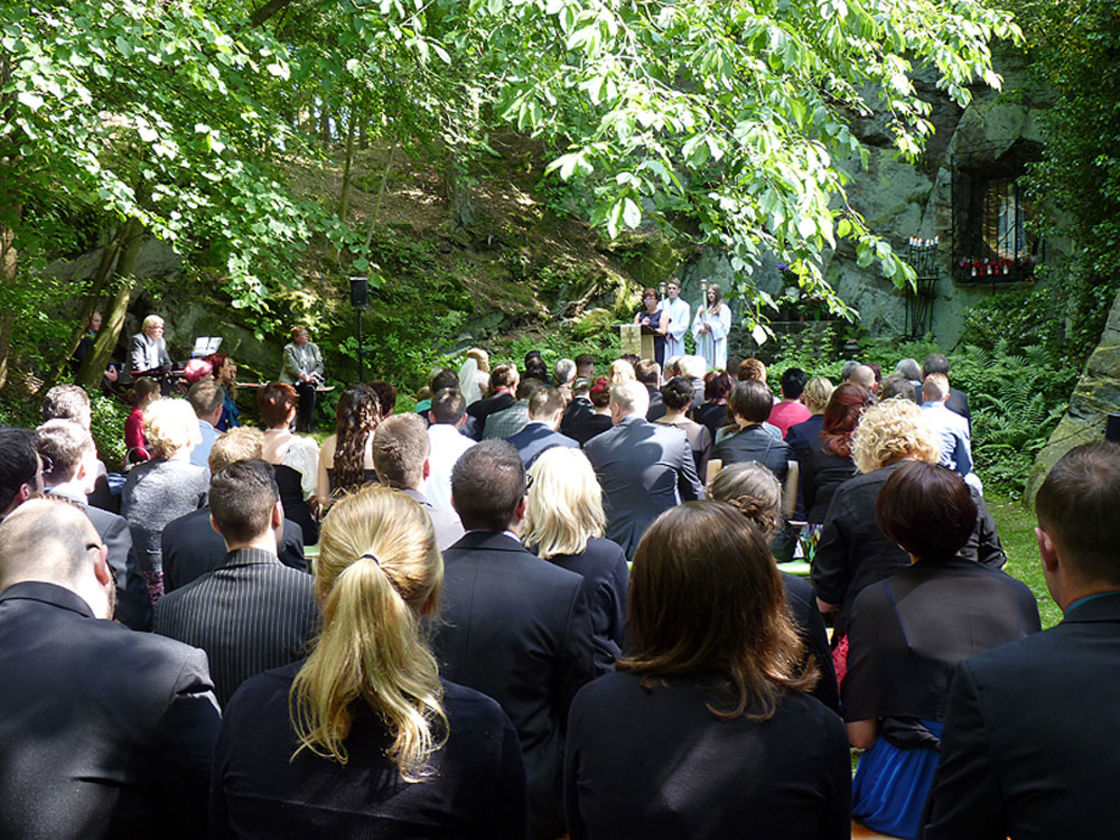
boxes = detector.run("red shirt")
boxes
[768,400,811,439]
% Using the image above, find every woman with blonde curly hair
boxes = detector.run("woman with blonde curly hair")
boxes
[564,502,850,838]
[212,486,527,837]
[121,398,208,606]
[523,447,629,664]
[811,399,1007,674]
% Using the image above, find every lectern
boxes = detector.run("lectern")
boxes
[619,323,656,361]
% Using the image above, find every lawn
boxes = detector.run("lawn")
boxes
[986,493,1062,629]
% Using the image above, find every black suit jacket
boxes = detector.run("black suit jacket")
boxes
[644,385,666,421]
[506,421,579,467]
[945,387,970,426]
[466,391,515,440]
[153,548,319,706]
[584,416,705,558]
[0,582,220,839]
[161,507,306,593]
[920,592,1120,840]
[433,531,596,840]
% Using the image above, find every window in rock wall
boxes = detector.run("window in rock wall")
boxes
[952,146,1041,283]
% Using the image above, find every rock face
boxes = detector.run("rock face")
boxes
[1025,288,1120,503]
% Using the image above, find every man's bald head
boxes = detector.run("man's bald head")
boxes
[0,498,102,593]
[849,364,878,393]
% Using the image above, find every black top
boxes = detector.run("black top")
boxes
[162,506,307,592]
[783,571,840,712]
[645,385,666,421]
[273,463,319,546]
[466,391,516,440]
[212,666,528,840]
[564,671,851,840]
[711,423,792,482]
[843,558,1040,737]
[691,401,731,440]
[800,434,858,524]
[811,462,1006,636]
[545,536,630,671]
[153,548,319,706]
[786,413,824,462]
[0,582,220,840]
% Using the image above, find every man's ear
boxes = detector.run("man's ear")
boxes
[422,458,431,481]
[1036,526,1060,574]
[210,514,223,537]
[93,544,112,587]
[271,501,284,529]
[514,496,527,522]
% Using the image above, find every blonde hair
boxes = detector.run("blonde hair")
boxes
[522,448,606,560]
[141,314,164,332]
[290,486,446,780]
[608,358,636,386]
[707,462,783,539]
[802,376,834,414]
[850,399,940,474]
[143,398,201,459]
[209,427,265,472]
[466,347,490,373]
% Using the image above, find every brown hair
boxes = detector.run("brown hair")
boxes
[728,379,773,424]
[876,461,976,559]
[618,502,816,720]
[820,383,872,458]
[258,382,298,429]
[737,358,767,383]
[372,414,429,489]
[333,385,381,494]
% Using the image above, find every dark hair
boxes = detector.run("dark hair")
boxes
[372,414,429,489]
[620,353,640,368]
[524,356,549,383]
[876,461,976,559]
[333,385,381,494]
[589,377,611,409]
[641,287,659,302]
[490,364,518,391]
[575,354,595,375]
[515,378,542,401]
[728,380,772,424]
[634,359,661,386]
[1035,442,1120,585]
[42,385,91,426]
[780,368,808,400]
[430,389,466,425]
[660,376,694,411]
[188,380,224,417]
[430,369,459,393]
[210,460,280,545]
[703,370,733,402]
[290,326,309,341]
[820,383,872,458]
[128,377,161,408]
[0,427,39,512]
[878,373,918,404]
[368,380,398,417]
[36,419,93,485]
[923,353,950,377]
[204,352,228,376]
[528,387,565,420]
[258,382,298,428]
[451,440,524,531]
[619,502,816,720]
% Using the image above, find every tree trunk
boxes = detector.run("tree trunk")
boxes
[337,101,358,221]
[77,218,143,388]
[445,151,474,229]
[319,105,331,146]
[0,213,18,393]
[364,131,399,250]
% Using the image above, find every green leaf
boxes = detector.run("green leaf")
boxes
[622,197,641,229]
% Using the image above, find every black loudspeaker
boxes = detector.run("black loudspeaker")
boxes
[1107,413,1120,443]
[349,276,369,309]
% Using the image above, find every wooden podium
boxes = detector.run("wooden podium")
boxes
[619,323,656,361]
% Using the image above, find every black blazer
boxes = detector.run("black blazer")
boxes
[212,667,528,840]
[432,531,597,840]
[161,507,306,593]
[584,416,705,558]
[565,671,851,840]
[466,391,515,440]
[920,593,1120,840]
[783,572,840,712]
[0,582,220,839]
[153,548,319,706]
[505,421,579,467]
[945,387,970,426]
[711,423,792,483]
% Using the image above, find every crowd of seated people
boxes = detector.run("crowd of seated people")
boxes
[6,331,1120,840]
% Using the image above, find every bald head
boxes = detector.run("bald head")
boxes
[610,380,650,419]
[0,498,103,594]
[849,364,877,393]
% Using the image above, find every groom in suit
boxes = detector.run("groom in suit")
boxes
[433,440,596,840]
[920,441,1120,839]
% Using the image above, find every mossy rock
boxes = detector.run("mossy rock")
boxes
[571,308,617,341]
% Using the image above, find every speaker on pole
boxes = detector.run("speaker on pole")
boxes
[349,276,369,309]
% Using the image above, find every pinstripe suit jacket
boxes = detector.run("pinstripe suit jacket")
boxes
[153,548,319,707]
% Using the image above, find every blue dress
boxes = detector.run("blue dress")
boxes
[217,385,240,431]
[636,308,666,367]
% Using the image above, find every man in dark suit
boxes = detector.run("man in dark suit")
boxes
[920,441,1120,839]
[36,419,152,628]
[505,386,579,467]
[154,460,318,706]
[0,498,220,838]
[162,427,306,592]
[0,427,42,521]
[372,412,464,550]
[584,380,704,558]
[465,363,519,440]
[433,440,596,840]
[923,352,970,427]
[560,377,596,442]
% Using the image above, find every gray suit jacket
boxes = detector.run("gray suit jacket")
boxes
[279,341,324,385]
[128,333,172,376]
[583,415,704,558]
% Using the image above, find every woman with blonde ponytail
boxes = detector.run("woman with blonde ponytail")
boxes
[211,486,527,839]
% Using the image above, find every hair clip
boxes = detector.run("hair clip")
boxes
[359,552,381,566]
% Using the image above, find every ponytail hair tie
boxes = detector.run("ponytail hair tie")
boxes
[359,552,381,566]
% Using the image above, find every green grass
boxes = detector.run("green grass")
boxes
[986,493,1062,629]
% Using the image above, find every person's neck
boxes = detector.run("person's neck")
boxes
[44,480,87,500]
[661,409,686,422]
[224,533,279,555]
